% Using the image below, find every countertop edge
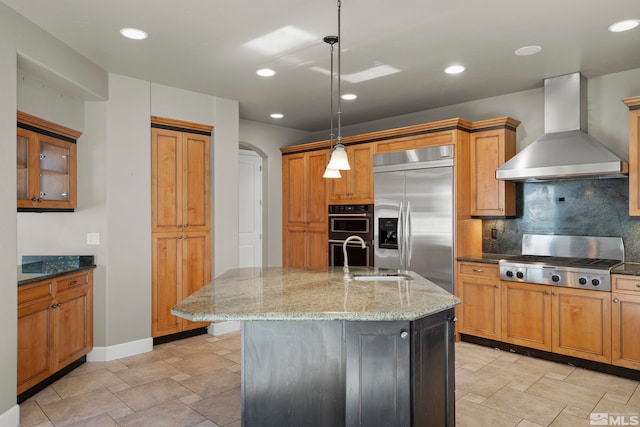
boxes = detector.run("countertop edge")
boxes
[18,265,97,287]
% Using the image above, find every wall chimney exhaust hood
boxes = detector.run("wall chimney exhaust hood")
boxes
[496,73,628,182]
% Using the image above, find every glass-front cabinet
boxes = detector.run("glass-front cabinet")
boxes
[17,111,81,211]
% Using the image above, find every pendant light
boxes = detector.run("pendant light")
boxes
[323,0,350,178]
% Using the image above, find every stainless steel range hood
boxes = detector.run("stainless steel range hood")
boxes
[496,73,628,182]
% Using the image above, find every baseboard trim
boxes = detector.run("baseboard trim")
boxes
[208,321,241,336]
[0,404,19,427]
[87,337,153,362]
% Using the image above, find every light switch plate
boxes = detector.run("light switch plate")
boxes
[87,232,100,245]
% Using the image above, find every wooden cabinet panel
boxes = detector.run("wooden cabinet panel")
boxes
[17,112,81,211]
[328,143,374,204]
[470,128,516,217]
[457,262,501,340]
[151,118,212,338]
[624,97,640,216]
[612,274,640,369]
[18,270,94,395]
[282,150,329,267]
[552,287,611,363]
[501,281,552,351]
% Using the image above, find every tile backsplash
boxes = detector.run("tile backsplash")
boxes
[482,178,640,261]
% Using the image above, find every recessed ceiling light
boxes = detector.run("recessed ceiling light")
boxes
[341,94,357,101]
[444,65,465,74]
[608,19,640,32]
[514,45,542,56]
[119,28,148,40]
[256,68,276,77]
[270,113,284,119]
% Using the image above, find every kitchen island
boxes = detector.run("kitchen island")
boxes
[172,267,460,427]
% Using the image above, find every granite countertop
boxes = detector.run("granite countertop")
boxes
[457,253,517,264]
[612,262,640,276]
[18,255,96,286]
[172,267,460,322]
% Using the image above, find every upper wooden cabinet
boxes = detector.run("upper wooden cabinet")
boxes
[17,111,81,212]
[470,118,519,217]
[282,150,329,267]
[328,143,374,204]
[624,97,640,216]
[151,117,212,233]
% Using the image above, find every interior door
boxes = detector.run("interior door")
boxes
[405,166,454,292]
[239,149,263,268]
[374,170,405,270]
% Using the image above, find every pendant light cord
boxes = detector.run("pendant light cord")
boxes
[336,0,343,147]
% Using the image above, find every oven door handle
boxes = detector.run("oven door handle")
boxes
[329,239,372,245]
[328,213,371,217]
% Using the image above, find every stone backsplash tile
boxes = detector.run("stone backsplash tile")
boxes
[482,179,640,261]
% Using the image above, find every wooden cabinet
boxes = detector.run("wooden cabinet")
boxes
[151,117,213,337]
[18,270,93,395]
[612,274,640,369]
[501,281,611,363]
[328,143,374,204]
[17,111,81,211]
[282,150,329,267]
[152,231,211,337]
[151,123,211,233]
[470,119,519,217]
[624,97,640,216]
[456,262,501,340]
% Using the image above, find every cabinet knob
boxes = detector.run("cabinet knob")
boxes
[184,224,189,228]
[69,280,78,286]
[183,235,188,239]
[613,298,620,303]
[50,303,61,309]
[451,316,458,323]
[177,235,182,239]
[545,290,550,295]
[552,291,557,296]
[636,284,640,288]
[400,330,409,339]
[494,284,499,288]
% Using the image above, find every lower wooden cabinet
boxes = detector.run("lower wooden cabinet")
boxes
[18,270,93,395]
[457,262,501,340]
[501,281,611,363]
[152,231,211,337]
[612,274,640,369]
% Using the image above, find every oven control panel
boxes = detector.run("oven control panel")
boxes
[499,264,611,292]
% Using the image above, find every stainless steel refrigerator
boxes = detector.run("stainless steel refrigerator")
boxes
[373,145,454,293]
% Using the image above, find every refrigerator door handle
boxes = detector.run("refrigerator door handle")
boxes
[397,201,404,267]
[406,201,412,267]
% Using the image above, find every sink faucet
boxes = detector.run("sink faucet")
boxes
[343,235,366,279]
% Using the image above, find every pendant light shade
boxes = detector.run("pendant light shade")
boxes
[326,144,350,170]
[323,167,342,178]
[323,0,350,178]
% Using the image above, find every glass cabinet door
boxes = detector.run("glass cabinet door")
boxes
[16,130,31,201]
[39,137,70,201]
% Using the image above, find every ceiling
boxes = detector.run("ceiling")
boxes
[3,0,640,132]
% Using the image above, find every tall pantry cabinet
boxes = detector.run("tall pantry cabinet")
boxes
[151,117,212,338]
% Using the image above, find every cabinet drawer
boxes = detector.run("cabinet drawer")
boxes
[56,271,91,292]
[613,275,640,293]
[18,281,54,305]
[458,262,499,278]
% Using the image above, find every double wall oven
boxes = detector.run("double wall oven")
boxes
[328,204,374,267]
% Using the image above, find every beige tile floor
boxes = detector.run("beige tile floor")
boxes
[18,332,640,426]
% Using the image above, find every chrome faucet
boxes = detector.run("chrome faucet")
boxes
[343,235,366,279]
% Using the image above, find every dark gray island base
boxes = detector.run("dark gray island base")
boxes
[171,267,460,427]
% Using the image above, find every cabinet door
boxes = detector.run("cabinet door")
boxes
[612,292,640,369]
[17,128,35,205]
[345,321,410,427]
[283,227,306,267]
[38,134,76,207]
[470,129,515,217]
[552,287,611,363]
[17,296,54,394]
[182,231,211,331]
[306,226,328,268]
[626,100,640,216]
[152,128,183,232]
[458,274,501,340]
[54,282,93,369]
[501,282,552,351]
[182,132,211,231]
[306,150,329,227]
[152,233,183,337]
[329,144,374,203]
[282,153,306,228]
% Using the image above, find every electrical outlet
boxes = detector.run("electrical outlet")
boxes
[491,228,498,239]
[87,232,100,245]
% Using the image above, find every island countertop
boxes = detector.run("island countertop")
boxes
[171,267,460,322]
